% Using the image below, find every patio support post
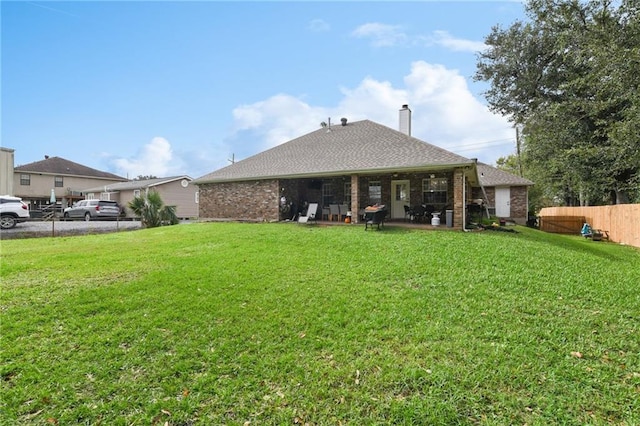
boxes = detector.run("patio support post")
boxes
[350,175,359,224]
[453,169,464,230]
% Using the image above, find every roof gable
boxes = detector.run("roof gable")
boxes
[195,120,474,183]
[15,156,127,181]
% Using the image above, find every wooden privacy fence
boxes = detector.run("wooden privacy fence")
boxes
[539,216,585,234]
[539,204,640,248]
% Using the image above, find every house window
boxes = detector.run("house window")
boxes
[54,176,64,187]
[369,180,382,205]
[20,174,30,186]
[100,193,111,201]
[322,182,333,206]
[133,189,141,198]
[344,182,352,206]
[423,177,448,204]
[195,191,199,204]
[87,193,95,200]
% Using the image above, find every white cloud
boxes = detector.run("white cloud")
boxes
[351,22,486,53]
[430,30,487,53]
[95,66,508,181]
[351,23,408,47]
[111,137,182,178]
[401,61,514,157]
[232,94,325,150]
[226,61,515,166]
[308,18,330,32]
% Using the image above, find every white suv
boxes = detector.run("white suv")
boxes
[0,195,30,229]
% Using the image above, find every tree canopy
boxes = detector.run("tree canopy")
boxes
[476,0,640,205]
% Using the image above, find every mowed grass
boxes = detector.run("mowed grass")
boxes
[1,222,639,425]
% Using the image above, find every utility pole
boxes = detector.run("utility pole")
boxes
[515,125,523,177]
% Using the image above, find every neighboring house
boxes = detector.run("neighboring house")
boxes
[0,147,15,196]
[81,176,199,219]
[194,105,533,229]
[473,163,534,224]
[14,156,128,216]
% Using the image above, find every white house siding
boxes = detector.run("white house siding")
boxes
[118,179,199,219]
[0,148,15,195]
[155,179,199,219]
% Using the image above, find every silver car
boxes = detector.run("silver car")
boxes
[63,200,121,221]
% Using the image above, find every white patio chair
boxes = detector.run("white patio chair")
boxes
[298,203,318,224]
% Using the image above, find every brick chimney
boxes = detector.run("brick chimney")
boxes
[399,104,411,136]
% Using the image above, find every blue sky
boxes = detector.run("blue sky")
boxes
[2,1,526,179]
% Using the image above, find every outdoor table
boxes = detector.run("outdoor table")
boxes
[364,205,387,230]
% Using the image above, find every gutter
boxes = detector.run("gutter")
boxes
[192,161,477,185]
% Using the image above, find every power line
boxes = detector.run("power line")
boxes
[450,138,515,152]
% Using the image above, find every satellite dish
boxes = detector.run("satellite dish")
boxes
[320,122,327,128]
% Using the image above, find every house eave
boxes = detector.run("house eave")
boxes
[193,161,477,185]
[487,182,535,187]
[15,170,128,181]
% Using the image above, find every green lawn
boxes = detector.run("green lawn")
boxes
[1,223,639,425]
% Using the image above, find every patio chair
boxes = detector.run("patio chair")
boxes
[322,207,330,221]
[424,205,435,222]
[412,204,426,223]
[339,204,349,221]
[364,206,387,230]
[329,204,340,221]
[403,205,413,222]
[298,203,318,224]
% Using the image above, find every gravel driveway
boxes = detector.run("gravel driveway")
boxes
[0,219,143,240]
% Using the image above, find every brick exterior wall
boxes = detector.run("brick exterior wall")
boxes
[453,169,464,229]
[199,180,280,221]
[197,168,476,228]
[509,186,529,223]
[471,185,529,224]
[476,187,493,208]
[350,175,360,223]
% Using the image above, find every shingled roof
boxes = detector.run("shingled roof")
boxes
[477,162,534,187]
[15,156,127,181]
[195,120,475,184]
[82,176,192,192]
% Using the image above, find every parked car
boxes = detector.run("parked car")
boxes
[0,195,31,229]
[63,200,121,221]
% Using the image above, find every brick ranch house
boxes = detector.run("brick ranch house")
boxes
[193,105,533,229]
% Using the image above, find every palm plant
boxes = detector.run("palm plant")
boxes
[128,190,179,228]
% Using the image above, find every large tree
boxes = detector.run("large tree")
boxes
[476,0,640,205]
